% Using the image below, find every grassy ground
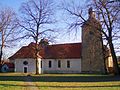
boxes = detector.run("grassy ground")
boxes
[0,73,120,90]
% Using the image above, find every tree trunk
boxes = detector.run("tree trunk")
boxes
[101,41,107,74]
[0,46,3,72]
[36,57,39,74]
[109,40,119,75]
[35,40,40,74]
[0,46,3,64]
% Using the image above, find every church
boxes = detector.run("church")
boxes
[9,8,113,74]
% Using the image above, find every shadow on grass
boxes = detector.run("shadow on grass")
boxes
[0,76,28,81]
[32,76,120,82]
[0,83,36,88]
[0,75,120,82]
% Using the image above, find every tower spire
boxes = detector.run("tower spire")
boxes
[88,7,96,18]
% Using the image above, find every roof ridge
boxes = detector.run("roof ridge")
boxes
[49,42,81,46]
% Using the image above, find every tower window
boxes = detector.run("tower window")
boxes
[89,31,94,35]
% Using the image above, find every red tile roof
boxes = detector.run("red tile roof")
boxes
[9,42,81,60]
[9,44,36,59]
[9,42,45,60]
[45,43,81,59]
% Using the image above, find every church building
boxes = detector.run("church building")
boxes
[9,8,112,74]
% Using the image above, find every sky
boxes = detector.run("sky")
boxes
[0,0,84,58]
[0,0,120,57]
[2,0,119,58]
[0,0,82,44]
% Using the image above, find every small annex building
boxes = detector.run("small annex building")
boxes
[0,62,14,72]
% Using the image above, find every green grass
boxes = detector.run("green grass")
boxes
[0,81,26,90]
[0,73,120,90]
[36,82,120,90]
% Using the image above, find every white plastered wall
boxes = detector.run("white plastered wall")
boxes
[41,59,81,73]
[15,58,36,73]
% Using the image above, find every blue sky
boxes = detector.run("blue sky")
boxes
[0,0,81,44]
[0,0,27,11]
[0,0,83,58]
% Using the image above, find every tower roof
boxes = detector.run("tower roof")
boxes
[82,7,101,29]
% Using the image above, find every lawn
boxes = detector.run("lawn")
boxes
[0,73,120,90]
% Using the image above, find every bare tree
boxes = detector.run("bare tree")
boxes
[19,0,56,74]
[0,8,19,64]
[61,0,120,75]
[90,0,120,75]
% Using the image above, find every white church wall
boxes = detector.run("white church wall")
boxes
[42,59,81,73]
[15,58,36,73]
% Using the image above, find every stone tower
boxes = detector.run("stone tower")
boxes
[81,7,105,73]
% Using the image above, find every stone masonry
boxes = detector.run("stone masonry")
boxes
[81,8,105,73]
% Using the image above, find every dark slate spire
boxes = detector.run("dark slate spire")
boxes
[88,7,96,18]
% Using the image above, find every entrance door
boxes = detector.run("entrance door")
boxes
[24,67,27,73]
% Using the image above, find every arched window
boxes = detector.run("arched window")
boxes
[23,61,28,65]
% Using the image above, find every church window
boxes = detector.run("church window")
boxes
[23,61,28,65]
[67,61,70,68]
[58,60,61,68]
[49,61,52,68]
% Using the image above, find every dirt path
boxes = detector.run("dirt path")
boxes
[25,76,39,90]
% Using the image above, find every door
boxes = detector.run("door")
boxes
[24,67,27,73]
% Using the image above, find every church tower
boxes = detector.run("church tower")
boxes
[81,8,105,73]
